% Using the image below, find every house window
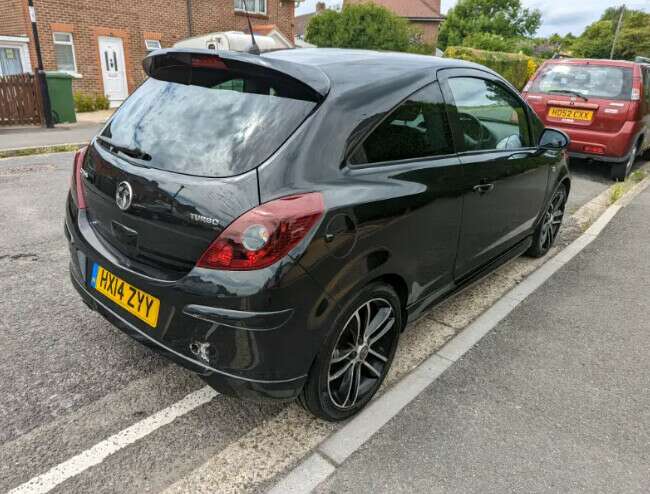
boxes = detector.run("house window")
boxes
[53,32,77,73]
[0,47,24,76]
[145,39,162,52]
[234,0,267,15]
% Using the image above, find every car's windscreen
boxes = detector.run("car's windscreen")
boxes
[530,64,633,101]
[100,71,318,177]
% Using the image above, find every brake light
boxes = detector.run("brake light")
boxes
[71,146,88,209]
[631,88,641,101]
[191,55,227,70]
[197,192,325,270]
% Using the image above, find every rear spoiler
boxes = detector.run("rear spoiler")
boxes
[143,48,330,98]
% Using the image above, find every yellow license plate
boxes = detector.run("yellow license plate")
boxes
[548,107,593,121]
[90,263,160,328]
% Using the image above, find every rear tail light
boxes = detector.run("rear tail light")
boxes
[584,145,605,155]
[631,88,641,101]
[197,192,325,271]
[71,146,89,209]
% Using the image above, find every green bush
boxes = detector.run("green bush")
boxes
[444,46,536,90]
[74,92,110,112]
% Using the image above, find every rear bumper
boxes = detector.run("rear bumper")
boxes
[567,151,632,164]
[65,196,334,402]
[558,121,640,162]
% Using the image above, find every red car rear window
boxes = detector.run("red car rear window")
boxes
[530,64,633,101]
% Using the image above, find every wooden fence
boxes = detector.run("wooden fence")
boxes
[0,73,43,126]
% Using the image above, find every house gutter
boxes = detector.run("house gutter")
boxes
[187,0,193,37]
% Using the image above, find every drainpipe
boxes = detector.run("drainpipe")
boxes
[187,0,193,37]
[28,0,53,128]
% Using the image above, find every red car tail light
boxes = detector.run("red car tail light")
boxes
[71,146,89,209]
[197,192,325,271]
[584,145,605,155]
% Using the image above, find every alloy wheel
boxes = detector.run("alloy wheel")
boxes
[539,187,566,251]
[327,298,396,410]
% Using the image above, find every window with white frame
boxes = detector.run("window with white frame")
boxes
[53,32,77,73]
[145,39,162,52]
[0,47,24,76]
[234,0,267,15]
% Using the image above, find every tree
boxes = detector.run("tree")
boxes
[306,3,426,52]
[572,7,650,60]
[462,33,511,52]
[571,21,613,58]
[438,0,541,50]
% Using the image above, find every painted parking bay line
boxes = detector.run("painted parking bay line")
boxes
[8,386,218,494]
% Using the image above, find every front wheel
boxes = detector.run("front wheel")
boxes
[299,283,402,421]
[526,184,567,258]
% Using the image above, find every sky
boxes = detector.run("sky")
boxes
[296,0,650,37]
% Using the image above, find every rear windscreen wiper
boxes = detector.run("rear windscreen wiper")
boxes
[97,135,152,162]
[548,89,589,102]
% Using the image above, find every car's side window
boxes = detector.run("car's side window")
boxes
[448,77,531,152]
[349,82,454,165]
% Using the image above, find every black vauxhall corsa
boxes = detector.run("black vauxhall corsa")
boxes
[66,48,571,421]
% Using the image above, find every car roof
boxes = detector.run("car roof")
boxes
[264,48,486,88]
[545,58,638,69]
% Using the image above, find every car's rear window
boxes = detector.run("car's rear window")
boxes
[531,64,633,101]
[100,66,319,177]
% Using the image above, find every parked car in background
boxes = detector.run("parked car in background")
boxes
[174,31,288,52]
[523,59,650,180]
[66,48,570,421]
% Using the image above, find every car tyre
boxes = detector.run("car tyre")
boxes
[299,283,402,421]
[526,184,567,258]
[610,144,637,181]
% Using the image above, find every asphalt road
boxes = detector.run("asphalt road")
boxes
[0,152,639,493]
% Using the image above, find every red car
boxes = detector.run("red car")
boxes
[524,58,650,180]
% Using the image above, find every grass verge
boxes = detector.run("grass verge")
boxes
[0,143,83,160]
[610,169,648,205]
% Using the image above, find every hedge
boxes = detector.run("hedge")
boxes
[444,46,539,91]
[73,92,110,113]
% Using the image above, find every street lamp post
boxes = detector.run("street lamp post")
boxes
[28,0,54,128]
[610,4,625,60]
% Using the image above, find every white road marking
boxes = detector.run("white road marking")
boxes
[8,386,218,494]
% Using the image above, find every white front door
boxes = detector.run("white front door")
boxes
[98,36,127,107]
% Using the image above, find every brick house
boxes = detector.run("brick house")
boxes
[345,0,444,46]
[0,0,295,106]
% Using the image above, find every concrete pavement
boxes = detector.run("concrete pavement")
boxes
[0,123,101,150]
[0,110,110,151]
[313,185,650,493]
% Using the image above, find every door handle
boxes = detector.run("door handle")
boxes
[473,183,495,194]
[507,151,534,160]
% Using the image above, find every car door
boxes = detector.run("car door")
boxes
[342,81,464,304]
[438,68,551,279]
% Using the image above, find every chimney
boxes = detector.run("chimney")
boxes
[316,2,326,12]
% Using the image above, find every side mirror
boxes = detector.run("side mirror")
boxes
[539,128,570,150]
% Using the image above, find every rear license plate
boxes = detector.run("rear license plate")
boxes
[90,263,160,328]
[548,107,593,121]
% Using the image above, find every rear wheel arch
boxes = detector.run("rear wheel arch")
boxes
[367,273,409,329]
